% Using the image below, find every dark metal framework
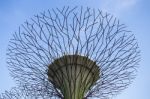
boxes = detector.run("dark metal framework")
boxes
[0,86,51,99]
[3,6,140,99]
[0,87,21,99]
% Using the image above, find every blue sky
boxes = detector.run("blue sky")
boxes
[0,0,150,99]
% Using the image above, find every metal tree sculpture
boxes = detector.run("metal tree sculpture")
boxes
[7,7,140,99]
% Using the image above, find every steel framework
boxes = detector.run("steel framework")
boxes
[1,6,140,99]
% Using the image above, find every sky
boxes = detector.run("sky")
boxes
[0,0,150,99]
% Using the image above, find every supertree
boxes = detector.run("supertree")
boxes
[5,6,140,99]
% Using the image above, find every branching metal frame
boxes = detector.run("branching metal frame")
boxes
[0,86,56,99]
[5,6,140,99]
[0,87,27,99]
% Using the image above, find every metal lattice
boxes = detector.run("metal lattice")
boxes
[1,6,140,99]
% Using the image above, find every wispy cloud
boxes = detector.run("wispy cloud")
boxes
[100,0,138,16]
[117,0,137,8]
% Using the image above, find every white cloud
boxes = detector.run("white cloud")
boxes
[100,0,138,16]
[117,0,137,8]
